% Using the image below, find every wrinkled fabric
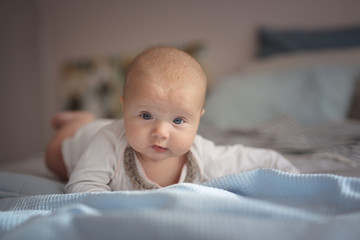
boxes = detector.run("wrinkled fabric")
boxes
[1,169,360,240]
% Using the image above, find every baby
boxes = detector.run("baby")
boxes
[46,46,298,192]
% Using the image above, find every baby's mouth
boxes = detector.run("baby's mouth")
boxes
[152,145,168,153]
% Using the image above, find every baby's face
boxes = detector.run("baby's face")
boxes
[122,69,205,163]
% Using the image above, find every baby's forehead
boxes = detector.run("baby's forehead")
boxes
[129,76,205,113]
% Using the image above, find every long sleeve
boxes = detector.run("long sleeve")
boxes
[192,135,299,182]
[65,122,124,193]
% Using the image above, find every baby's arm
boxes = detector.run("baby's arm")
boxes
[197,136,299,180]
[65,127,118,193]
[236,146,299,173]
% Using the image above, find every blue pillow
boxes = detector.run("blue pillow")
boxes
[202,64,359,129]
[258,26,360,57]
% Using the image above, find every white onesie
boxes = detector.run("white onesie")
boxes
[64,119,298,193]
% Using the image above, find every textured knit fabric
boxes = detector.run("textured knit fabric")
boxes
[1,169,360,240]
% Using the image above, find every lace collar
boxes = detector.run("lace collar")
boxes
[123,146,198,190]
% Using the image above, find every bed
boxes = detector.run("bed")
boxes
[201,45,360,178]
[2,27,360,239]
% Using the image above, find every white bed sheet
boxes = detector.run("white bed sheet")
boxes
[1,153,61,181]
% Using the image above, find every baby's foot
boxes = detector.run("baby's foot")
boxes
[51,111,95,130]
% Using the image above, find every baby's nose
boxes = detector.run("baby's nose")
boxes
[151,121,170,139]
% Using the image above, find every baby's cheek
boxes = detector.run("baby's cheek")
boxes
[125,126,144,146]
[176,133,196,154]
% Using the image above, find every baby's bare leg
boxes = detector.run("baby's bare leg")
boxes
[45,111,95,180]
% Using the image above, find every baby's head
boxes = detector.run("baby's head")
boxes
[121,46,207,163]
[123,46,207,107]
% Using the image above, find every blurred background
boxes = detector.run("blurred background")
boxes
[1,0,360,165]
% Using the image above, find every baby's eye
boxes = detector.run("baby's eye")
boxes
[173,117,184,125]
[140,113,152,120]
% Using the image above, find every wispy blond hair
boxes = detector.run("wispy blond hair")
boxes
[124,46,207,102]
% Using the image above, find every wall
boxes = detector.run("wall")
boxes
[41,0,360,144]
[44,0,360,79]
[0,0,43,163]
[1,0,360,164]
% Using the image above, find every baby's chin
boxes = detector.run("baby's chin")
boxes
[135,149,187,163]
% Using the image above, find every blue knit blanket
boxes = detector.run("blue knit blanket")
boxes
[1,169,360,240]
